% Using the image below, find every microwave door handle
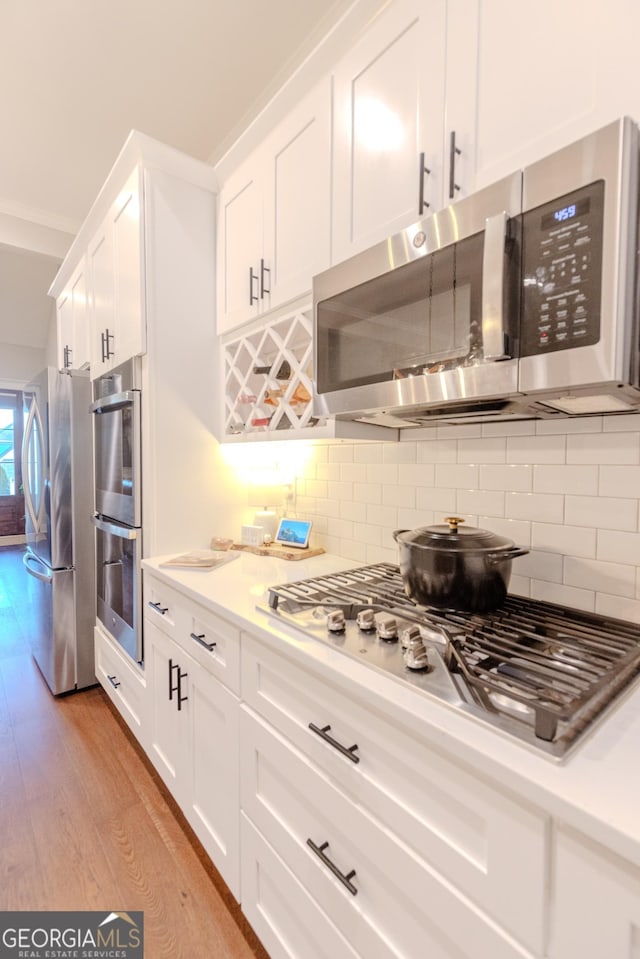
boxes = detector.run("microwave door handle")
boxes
[481,211,510,360]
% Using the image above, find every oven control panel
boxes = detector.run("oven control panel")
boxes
[520,180,604,356]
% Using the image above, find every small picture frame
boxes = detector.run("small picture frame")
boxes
[274,517,312,549]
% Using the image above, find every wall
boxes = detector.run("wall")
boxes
[290,414,640,624]
[0,343,46,386]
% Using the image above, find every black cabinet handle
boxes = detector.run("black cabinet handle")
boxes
[308,723,360,764]
[176,667,188,711]
[249,266,260,305]
[306,839,358,896]
[148,600,168,615]
[168,658,188,710]
[449,130,462,199]
[260,258,270,298]
[107,674,120,688]
[169,658,178,701]
[191,631,216,651]
[63,344,72,369]
[418,151,431,214]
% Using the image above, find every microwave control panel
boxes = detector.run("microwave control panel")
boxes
[520,180,604,356]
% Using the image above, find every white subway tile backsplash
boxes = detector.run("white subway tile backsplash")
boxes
[506,434,566,464]
[514,549,563,583]
[530,579,595,612]
[566,431,640,464]
[533,464,598,495]
[353,482,382,505]
[383,484,415,508]
[506,491,564,523]
[596,528,640,565]
[302,422,640,620]
[416,486,456,513]
[383,442,417,463]
[565,495,637,531]
[457,437,506,464]
[434,463,480,489]
[457,488,505,517]
[595,593,640,625]
[396,463,435,488]
[532,522,596,558]
[479,464,533,492]
[417,439,457,463]
[599,465,640,498]
[564,556,636,598]
[479,516,532,547]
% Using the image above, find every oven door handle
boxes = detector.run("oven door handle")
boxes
[90,390,139,414]
[91,514,140,540]
[481,211,511,360]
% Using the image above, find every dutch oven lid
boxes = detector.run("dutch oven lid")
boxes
[394,517,515,552]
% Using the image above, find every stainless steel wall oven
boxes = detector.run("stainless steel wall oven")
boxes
[91,359,143,663]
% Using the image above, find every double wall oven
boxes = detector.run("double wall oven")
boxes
[91,359,143,663]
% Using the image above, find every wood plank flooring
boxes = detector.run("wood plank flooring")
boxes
[0,545,269,959]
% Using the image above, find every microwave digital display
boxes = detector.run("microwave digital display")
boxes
[541,196,591,230]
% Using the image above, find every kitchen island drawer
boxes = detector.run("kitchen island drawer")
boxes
[241,631,546,955]
[95,623,147,742]
[241,708,537,959]
[144,571,240,694]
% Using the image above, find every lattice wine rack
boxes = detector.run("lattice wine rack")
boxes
[223,307,325,439]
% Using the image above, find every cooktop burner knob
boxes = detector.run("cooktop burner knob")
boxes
[356,608,376,631]
[402,626,431,671]
[327,609,346,633]
[375,612,398,642]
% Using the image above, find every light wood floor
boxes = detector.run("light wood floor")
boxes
[0,545,269,959]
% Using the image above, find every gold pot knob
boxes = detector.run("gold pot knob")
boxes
[444,516,465,532]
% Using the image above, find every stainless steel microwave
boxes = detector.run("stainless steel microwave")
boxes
[313,117,640,429]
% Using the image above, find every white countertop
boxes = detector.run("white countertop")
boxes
[142,550,640,870]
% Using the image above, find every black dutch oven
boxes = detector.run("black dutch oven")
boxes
[393,517,529,612]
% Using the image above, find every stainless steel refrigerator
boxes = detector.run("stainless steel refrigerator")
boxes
[21,367,95,694]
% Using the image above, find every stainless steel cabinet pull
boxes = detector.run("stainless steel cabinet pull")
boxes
[308,723,360,764]
[249,266,260,305]
[148,600,168,615]
[191,631,216,651]
[449,130,462,199]
[418,151,431,214]
[63,344,72,368]
[260,258,270,297]
[306,839,358,896]
[101,328,114,362]
[107,674,121,688]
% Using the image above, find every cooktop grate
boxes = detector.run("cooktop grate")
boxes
[263,563,640,757]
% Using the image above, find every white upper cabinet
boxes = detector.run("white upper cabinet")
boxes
[332,0,447,262]
[457,0,640,192]
[216,78,332,335]
[56,256,91,371]
[89,166,146,376]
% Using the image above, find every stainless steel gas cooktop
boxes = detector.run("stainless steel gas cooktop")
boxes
[258,563,640,760]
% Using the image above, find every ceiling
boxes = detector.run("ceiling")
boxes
[0,0,355,352]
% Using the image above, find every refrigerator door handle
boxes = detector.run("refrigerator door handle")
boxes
[21,396,39,533]
[23,551,53,585]
[91,514,139,540]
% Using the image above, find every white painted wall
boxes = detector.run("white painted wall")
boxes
[0,342,46,386]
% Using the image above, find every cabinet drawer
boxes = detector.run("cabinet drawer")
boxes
[241,709,535,959]
[241,813,360,959]
[144,572,240,694]
[242,632,547,955]
[95,624,147,742]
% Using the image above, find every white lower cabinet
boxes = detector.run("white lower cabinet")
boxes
[94,622,147,743]
[549,826,640,959]
[144,612,240,897]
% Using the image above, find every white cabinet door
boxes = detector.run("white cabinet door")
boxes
[550,826,640,959]
[216,156,265,334]
[263,78,332,310]
[332,0,447,263]
[88,167,146,376]
[56,258,91,371]
[461,0,640,192]
[94,623,147,744]
[145,618,187,797]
